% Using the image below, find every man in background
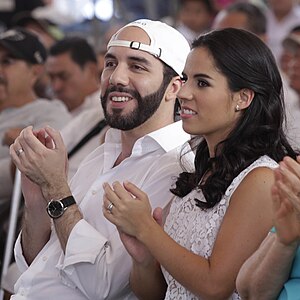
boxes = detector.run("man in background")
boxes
[11,12,64,99]
[212,1,267,40]
[46,37,106,179]
[47,37,101,116]
[164,0,215,45]
[0,27,71,282]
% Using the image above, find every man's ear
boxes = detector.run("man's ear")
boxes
[237,88,255,110]
[165,76,182,102]
[31,64,45,85]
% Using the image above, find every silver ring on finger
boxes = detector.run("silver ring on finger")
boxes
[16,148,24,157]
[107,202,114,214]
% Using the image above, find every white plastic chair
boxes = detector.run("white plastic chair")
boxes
[0,170,22,300]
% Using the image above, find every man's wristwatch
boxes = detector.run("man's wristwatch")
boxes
[46,195,76,219]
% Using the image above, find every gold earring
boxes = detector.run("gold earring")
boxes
[235,104,240,112]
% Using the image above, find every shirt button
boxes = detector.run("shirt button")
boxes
[92,190,97,195]
[42,256,47,261]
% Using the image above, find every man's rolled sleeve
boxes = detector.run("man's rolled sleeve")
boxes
[56,219,133,299]
[59,219,108,268]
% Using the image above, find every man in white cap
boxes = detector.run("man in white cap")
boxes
[10,19,191,299]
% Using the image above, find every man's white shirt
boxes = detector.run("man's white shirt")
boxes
[13,121,193,300]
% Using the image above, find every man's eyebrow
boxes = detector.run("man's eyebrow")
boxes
[48,70,67,77]
[104,53,116,60]
[104,52,152,66]
[127,56,151,66]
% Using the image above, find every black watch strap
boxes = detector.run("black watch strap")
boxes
[61,195,76,208]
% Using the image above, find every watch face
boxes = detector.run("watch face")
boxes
[47,200,64,218]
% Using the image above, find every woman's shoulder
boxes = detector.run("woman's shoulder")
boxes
[225,155,278,199]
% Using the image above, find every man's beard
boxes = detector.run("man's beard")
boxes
[100,80,168,131]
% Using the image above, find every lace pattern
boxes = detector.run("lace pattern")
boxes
[162,156,278,300]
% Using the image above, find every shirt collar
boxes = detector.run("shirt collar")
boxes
[145,121,189,151]
[105,121,190,153]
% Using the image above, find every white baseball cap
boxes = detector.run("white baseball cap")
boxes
[107,19,190,76]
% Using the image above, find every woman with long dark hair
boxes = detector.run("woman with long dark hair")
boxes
[103,28,299,299]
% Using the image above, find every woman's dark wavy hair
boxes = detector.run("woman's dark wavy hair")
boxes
[171,28,299,209]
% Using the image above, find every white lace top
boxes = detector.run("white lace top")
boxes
[162,155,278,300]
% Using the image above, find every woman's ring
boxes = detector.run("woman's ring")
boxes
[107,202,114,214]
[16,148,24,157]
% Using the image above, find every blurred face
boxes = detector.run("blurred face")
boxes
[213,11,249,31]
[289,56,300,94]
[179,0,213,33]
[178,47,239,148]
[281,34,300,95]
[46,52,90,111]
[268,0,294,15]
[212,0,234,12]
[100,27,168,131]
[0,47,34,108]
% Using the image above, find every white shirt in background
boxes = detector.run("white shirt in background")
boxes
[0,99,71,206]
[266,5,300,63]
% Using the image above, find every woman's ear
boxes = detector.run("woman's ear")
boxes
[237,88,255,110]
[165,76,182,102]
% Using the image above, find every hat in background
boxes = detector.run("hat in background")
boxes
[107,19,190,76]
[282,33,300,52]
[11,12,64,41]
[0,28,47,64]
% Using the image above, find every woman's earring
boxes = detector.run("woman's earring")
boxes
[235,104,240,112]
